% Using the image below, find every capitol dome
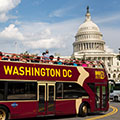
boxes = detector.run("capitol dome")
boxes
[73,6,105,54]
[77,20,100,33]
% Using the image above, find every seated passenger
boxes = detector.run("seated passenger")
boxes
[49,55,54,64]
[44,50,49,61]
[34,56,41,63]
[73,61,77,66]
[72,59,78,66]
[68,59,73,65]
[42,52,46,61]
[82,60,88,67]
[57,57,62,65]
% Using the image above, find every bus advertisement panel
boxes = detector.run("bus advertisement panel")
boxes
[0,61,109,120]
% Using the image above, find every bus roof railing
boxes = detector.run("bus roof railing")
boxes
[0,52,105,68]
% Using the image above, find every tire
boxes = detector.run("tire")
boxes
[79,103,88,117]
[0,106,9,120]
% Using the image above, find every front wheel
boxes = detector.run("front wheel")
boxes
[0,106,9,120]
[79,103,88,117]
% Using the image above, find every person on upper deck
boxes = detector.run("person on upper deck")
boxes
[49,55,54,64]
[81,60,88,67]
[56,57,62,65]
[44,50,49,61]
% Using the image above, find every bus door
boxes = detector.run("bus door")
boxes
[95,84,107,111]
[38,83,55,116]
[47,83,55,115]
[38,84,46,115]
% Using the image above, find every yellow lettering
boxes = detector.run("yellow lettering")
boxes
[46,68,50,77]
[101,71,105,79]
[95,71,105,79]
[63,69,67,77]
[56,69,61,77]
[68,70,72,77]
[4,65,72,79]
[95,71,99,79]
[19,66,24,76]
[34,67,40,76]
[13,66,19,75]
[25,67,31,76]
[3,65,13,75]
[41,68,45,76]
[50,69,55,77]
[31,67,34,76]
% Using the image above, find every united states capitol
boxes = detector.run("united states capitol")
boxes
[61,6,120,82]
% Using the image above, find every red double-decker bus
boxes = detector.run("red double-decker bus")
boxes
[0,60,109,120]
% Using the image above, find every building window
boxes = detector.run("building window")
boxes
[118,74,120,79]
[108,74,111,78]
[113,74,116,79]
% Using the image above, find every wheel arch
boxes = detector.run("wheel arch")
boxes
[82,101,91,113]
[78,101,90,117]
[0,104,10,119]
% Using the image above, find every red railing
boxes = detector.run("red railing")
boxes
[0,52,105,68]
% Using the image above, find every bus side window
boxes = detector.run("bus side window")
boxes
[0,82,5,100]
[7,82,37,100]
[56,83,63,99]
[56,82,89,99]
[63,83,89,99]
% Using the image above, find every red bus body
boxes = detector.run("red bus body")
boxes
[0,61,109,119]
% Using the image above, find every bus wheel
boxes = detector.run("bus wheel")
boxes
[79,103,88,117]
[0,106,9,120]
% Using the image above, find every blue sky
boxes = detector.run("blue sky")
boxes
[0,0,120,56]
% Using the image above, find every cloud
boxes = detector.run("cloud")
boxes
[24,38,62,49]
[19,19,80,55]
[0,13,8,22]
[0,23,25,53]
[22,27,64,49]
[0,21,72,54]
[0,19,79,55]
[0,11,120,55]
[0,0,21,22]
[18,19,82,55]
[0,24,24,40]
[104,45,114,53]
